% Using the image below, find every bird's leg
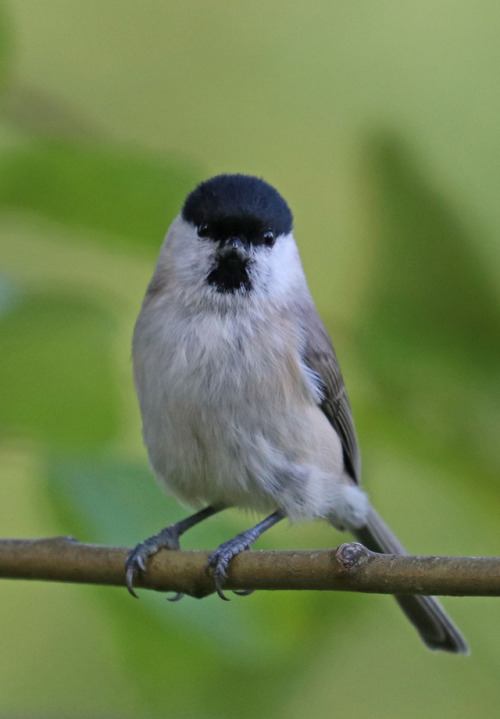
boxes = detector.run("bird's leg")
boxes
[126,505,224,597]
[206,510,285,600]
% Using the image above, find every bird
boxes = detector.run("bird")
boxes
[126,172,468,654]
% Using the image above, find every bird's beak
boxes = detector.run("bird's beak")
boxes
[217,237,250,262]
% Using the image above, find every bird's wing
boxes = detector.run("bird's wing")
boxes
[298,294,361,483]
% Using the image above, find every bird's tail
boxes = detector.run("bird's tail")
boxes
[349,507,469,654]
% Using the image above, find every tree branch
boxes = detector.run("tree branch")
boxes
[0,537,499,598]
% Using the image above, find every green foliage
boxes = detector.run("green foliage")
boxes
[0,290,119,447]
[0,5,9,93]
[0,141,197,251]
[358,135,500,483]
[45,455,361,716]
[364,136,499,377]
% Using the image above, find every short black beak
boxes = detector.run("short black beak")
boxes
[216,237,250,262]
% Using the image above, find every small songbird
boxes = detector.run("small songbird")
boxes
[126,173,468,653]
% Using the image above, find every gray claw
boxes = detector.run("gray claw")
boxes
[125,565,139,598]
[125,527,181,597]
[125,549,145,597]
[214,577,231,601]
[206,538,251,600]
[206,550,229,600]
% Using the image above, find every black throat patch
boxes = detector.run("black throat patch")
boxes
[207,256,251,293]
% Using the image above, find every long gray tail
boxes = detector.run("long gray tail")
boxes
[350,507,469,654]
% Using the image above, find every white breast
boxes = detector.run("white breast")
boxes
[133,285,338,515]
[132,264,370,525]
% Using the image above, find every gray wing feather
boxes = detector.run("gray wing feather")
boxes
[298,294,361,484]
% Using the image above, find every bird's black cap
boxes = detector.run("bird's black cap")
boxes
[182,174,293,237]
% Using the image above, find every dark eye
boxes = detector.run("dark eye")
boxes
[198,224,210,238]
[263,231,275,247]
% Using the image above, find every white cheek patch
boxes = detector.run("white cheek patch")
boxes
[265,232,305,301]
[159,217,218,299]
[160,222,303,307]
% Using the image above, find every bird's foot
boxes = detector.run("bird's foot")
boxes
[206,531,255,600]
[125,526,181,598]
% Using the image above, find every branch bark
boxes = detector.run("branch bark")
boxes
[0,537,499,598]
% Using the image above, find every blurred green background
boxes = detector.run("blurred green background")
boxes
[0,1,499,717]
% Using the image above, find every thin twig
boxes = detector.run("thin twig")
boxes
[0,537,498,598]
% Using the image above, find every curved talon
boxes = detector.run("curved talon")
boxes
[125,545,149,598]
[125,527,182,598]
[206,542,247,600]
[205,513,284,600]
[206,552,228,599]
[232,589,254,597]
[125,564,140,598]
[214,579,231,601]
[167,592,185,602]
[212,566,231,601]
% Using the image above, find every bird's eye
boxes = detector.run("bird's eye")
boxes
[263,231,275,247]
[198,224,210,238]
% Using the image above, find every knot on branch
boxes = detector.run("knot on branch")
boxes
[336,542,372,570]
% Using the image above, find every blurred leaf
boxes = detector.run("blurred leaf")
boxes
[0,273,19,319]
[2,85,102,140]
[44,453,362,716]
[363,134,500,374]
[0,4,10,94]
[46,456,186,546]
[45,455,283,652]
[359,134,500,475]
[0,289,120,447]
[0,139,198,251]
[45,454,357,647]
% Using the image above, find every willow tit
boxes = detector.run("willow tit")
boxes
[126,173,468,654]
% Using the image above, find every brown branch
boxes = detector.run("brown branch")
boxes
[0,537,499,598]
